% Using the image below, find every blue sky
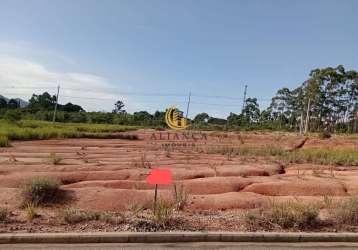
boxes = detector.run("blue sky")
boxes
[0,0,357,118]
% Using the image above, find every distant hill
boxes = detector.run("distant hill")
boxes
[0,94,28,108]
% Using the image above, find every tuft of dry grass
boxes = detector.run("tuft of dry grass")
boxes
[270,200,319,229]
[0,208,8,222]
[24,203,37,221]
[172,184,188,211]
[152,200,174,227]
[244,200,320,230]
[131,153,151,168]
[332,197,358,225]
[60,208,123,225]
[130,203,145,216]
[48,152,63,165]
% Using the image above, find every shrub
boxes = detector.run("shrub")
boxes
[333,197,358,225]
[4,110,22,123]
[60,208,94,224]
[21,177,61,206]
[0,208,8,222]
[0,135,9,147]
[270,200,319,229]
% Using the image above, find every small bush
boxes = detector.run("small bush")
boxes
[152,200,174,227]
[60,209,94,224]
[333,197,358,225]
[48,153,63,165]
[318,131,331,139]
[60,209,123,224]
[21,177,61,206]
[270,200,319,229]
[0,135,9,147]
[24,203,37,221]
[0,208,8,222]
[4,109,22,123]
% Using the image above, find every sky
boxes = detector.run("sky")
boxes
[0,0,357,118]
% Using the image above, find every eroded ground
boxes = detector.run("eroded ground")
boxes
[0,129,358,232]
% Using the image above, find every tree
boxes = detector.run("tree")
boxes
[0,98,7,109]
[193,113,209,123]
[113,100,126,114]
[133,111,153,125]
[61,102,84,112]
[242,98,260,123]
[7,99,20,109]
[28,92,56,111]
[227,112,241,128]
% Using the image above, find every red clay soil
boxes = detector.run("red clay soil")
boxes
[0,129,357,213]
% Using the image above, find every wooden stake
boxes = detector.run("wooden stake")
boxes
[154,184,158,213]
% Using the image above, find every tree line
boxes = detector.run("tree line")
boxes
[1,65,357,133]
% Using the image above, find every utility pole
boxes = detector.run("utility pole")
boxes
[299,111,304,134]
[52,85,60,123]
[304,98,311,134]
[185,91,191,119]
[242,85,247,113]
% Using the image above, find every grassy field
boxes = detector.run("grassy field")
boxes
[206,144,358,166]
[0,119,141,146]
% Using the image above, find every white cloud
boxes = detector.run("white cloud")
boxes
[0,56,140,112]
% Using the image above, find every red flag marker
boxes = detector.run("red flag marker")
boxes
[146,168,172,213]
[146,169,172,185]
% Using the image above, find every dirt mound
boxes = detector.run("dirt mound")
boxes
[243,177,348,196]
[216,164,284,177]
[188,192,268,210]
[0,188,21,208]
[67,187,172,211]
[1,131,358,214]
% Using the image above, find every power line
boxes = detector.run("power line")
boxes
[2,87,273,101]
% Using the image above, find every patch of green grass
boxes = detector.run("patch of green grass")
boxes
[206,144,286,158]
[0,119,140,146]
[0,135,9,147]
[284,149,358,166]
[206,144,358,166]
[20,177,61,206]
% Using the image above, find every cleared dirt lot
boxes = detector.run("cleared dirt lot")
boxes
[0,129,358,232]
